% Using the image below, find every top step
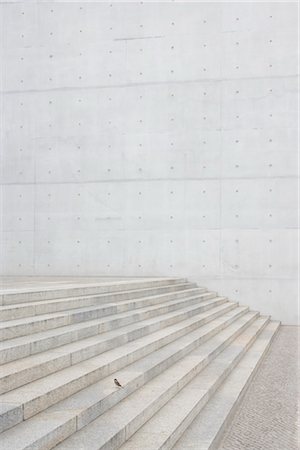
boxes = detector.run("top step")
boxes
[0,278,186,305]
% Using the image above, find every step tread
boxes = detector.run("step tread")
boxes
[0,283,195,312]
[0,291,216,355]
[0,279,188,306]
[0,304,243,425]
[117,316,271,450]
[172,320,280,450]
[0,293,217,364]
[53,313,265,450]
[48,306,245,416]
[0,306,250,448]
[0,288,206,328]
[0,297,227,378]
[0,278,184,296]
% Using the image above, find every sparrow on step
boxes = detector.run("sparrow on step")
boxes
[114,378,123,388]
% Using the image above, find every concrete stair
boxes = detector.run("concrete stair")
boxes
[0,282,195,321]
[0,277,280,449]
[0,278,186,305]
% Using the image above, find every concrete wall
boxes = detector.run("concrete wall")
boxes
[0,2,298,324]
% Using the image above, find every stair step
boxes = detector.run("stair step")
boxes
[52,312,263,450]
[0,289,206,364]
[0,304,248,445]
[0,278,186,305]
[0,277,279,450]
[0,288,210,341]
[0,302,243,434]
[117,316,270,450]
[172,321,280,450]
[0,282,197,321]
[0,296,226,394]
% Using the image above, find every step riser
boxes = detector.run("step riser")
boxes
[0,284,198,321]
[0,293,212,364]
[0,279,187,305]
[0,290,211,341]
[0,303,237,432]
[0,300,231,395]
[75,307,247,432]
[75,313,261,450]
[31,417,76,450]
[0,274,278,450]
[70,300,227,367]
[24,307,247,422]
[4,306,243,426]
[0,305,242,435]
[160,319,271,450]
[207,323,279,450]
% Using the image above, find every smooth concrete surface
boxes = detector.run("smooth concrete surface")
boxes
[0,3,298,324]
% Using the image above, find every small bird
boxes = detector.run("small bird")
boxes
[114,378,123,388]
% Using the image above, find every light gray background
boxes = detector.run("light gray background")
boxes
[0,2,298,324]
